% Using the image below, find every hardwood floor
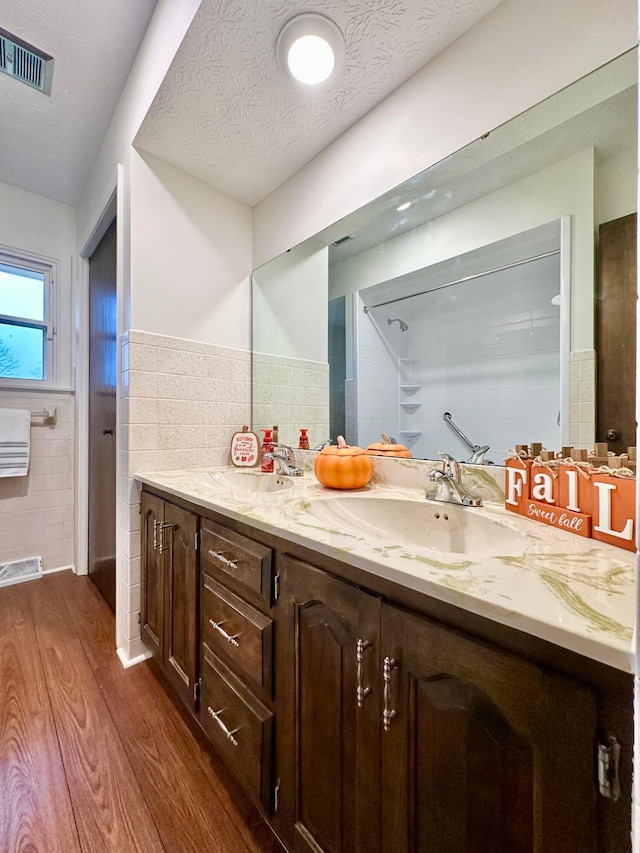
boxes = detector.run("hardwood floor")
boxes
[0,571,285,853]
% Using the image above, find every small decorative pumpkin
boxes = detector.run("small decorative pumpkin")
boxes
[365,433,412,458]
[314,436,373,490]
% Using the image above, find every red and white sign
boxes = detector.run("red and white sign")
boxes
[230,429,260,467]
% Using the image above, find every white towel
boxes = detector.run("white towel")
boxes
[0,408,30,477]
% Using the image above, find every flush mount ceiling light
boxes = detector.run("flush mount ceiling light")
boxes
[277,13,345,86]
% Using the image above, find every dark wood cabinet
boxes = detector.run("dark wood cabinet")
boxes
[140,492,198,710]
[276,556,381,853]
[140,491,164,659]
[277,562,601,853]
[140,486,632,853]
[380,603,598,853]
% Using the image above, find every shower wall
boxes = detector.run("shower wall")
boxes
[355,253,561,463]
[354,293,400,448]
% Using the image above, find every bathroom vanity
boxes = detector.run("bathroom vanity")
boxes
[137,467,634,852]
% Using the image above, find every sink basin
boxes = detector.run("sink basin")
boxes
[307,497,529,556]
[199,470,296,505]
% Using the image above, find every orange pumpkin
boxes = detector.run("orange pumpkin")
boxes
[366,433,412,458]
[314,436,373,490]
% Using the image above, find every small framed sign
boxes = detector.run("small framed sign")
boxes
[230,426,260,467]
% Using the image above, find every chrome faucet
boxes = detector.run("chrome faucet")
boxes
[426,451,483,507]
[264,445,304,477]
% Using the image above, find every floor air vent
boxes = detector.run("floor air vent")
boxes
[0,556,43,588]
[0,27,53,95]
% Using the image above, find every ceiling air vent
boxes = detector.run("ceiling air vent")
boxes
[0,27,53,95]
[332,234,356,247]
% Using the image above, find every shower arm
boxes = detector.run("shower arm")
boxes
[442,412,490,464]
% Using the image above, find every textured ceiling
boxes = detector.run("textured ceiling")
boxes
[135,0,503,206]
[0,0,157,205]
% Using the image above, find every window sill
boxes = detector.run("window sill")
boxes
[0,383,74,394]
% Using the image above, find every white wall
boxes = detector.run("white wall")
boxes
[331,149,595,351]
[76,0,202,249]
[0,181,77,572]
[253,0,636,268]
[596,146,638,225]
[130,150,253,350]
[253,239,328,362]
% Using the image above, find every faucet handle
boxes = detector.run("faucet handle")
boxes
[437,451,461,481]
[428,469,447,482]
[467,445,492,465]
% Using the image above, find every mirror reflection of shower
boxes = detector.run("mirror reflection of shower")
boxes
[387,317,409,332]
[350,220,567,461]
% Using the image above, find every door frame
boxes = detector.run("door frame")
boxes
[77,176,117,579]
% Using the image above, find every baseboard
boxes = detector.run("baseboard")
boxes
[116,643,152,669]
[42,564,75,575]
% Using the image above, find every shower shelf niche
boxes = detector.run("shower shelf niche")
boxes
[399,431,423,439]
[399,384,421,393]
[400,401,422,411]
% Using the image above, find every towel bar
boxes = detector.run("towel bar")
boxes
[30,406,57,426]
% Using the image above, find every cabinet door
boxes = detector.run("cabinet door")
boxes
[140,491,165,659]
[276,556,381,853]
[381,603,597,853]
[162,501,198,709]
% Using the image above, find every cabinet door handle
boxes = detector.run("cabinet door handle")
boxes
[207,549,238,571]
[383,656,399,731]
[158,522,172,553]
[209,618,240,647]
[207,706,240,746]
[356,638,372,707]
[153,519,159,550]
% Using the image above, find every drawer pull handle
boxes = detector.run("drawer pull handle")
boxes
[208,549,238,571]
[207,706,240,746]
[209,618,240,647]
[383,656,399,731]
[356,638,371,707]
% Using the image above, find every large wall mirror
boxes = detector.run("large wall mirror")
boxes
[252,49,637,464]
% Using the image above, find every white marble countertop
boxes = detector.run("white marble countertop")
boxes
[136,465,636,673]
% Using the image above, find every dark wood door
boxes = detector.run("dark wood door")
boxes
[140,491,165,660]
[163,502,198,710]
[596,213,637,453]
[276,556,380,853]
[88,219,117,610]
[380,603,598,853]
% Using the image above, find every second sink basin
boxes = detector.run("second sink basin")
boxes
[191,470,296,505]
[307,496,529,556]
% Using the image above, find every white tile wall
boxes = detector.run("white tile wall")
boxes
[118,330,251,662]
[252,352,329,450]
[0,394,75,571]
[569,349,596,448]
[356,257,566,462]
[356,304,401,449]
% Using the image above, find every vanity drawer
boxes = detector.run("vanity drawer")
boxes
[199,644,273,810]
[201,572,273,695]
[201,520,273,606]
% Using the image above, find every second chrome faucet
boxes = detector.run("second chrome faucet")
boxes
[426,451,483,507]
[263,444,304,476]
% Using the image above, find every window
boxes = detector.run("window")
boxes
[0,250,54,384]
